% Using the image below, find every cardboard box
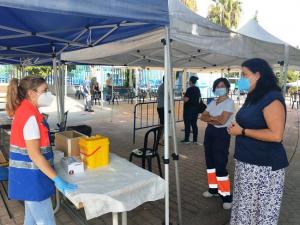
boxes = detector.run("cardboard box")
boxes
[55,131,86,157]
[61,156,84,175]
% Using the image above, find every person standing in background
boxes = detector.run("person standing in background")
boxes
[157,77,164,145]
[182,76,201,144]
[106,73,113,102]
[228,58,288,225]
[201,78,234,210]
[82,77,94,112]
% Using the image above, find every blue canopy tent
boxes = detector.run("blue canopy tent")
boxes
[0,0,168,121]
[0,1,177,225]
[0,0,168,65]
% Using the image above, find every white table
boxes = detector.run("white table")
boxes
[54,152,165,225]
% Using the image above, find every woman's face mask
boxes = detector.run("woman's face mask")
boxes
[214,87,227,96]
[238,67,260,93]
[237,77,251,93]
[38,91,54,107]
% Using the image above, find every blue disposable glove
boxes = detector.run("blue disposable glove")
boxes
[53,176,78,195]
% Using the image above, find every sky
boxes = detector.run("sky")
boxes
[196,0,300,48]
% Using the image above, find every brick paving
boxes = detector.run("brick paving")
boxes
[0,98,299,225]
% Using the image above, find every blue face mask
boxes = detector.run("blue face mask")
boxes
[238,77,250,93]
[214,88,227,97]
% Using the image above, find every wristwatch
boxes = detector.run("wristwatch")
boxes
[242,128,246,136]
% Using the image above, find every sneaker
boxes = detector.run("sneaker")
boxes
[223,202,232,210]
[192,141,202,145]
[180,140,190,144]
[202,191,219,198]
[88,109,94,112]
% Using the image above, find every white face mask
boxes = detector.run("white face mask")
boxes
[38,92,54,107]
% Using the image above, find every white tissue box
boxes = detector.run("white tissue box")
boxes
[61,156,84,175]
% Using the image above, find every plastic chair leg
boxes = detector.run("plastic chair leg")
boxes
[156,155,163,178]
[129,153,133,162]
[142,158,146,169]
[147,158,152,172]
[0,182,12,219]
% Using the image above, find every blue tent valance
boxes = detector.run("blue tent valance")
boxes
[0,0,169,65]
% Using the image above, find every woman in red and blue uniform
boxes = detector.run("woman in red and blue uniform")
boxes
[6,76,77,225]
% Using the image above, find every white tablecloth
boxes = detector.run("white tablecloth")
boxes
[55,152,165,220]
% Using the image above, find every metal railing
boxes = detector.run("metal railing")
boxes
[132,98,214,143]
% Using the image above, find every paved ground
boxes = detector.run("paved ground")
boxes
[0,97,299,225]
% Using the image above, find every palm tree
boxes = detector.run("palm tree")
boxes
[181,0,197,12]
[207,0,242,30]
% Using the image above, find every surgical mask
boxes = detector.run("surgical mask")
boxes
[38,92,54,107]
[214,88,227,96]
[237,77,250,93]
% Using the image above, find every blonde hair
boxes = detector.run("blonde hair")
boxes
[6,76,46,118]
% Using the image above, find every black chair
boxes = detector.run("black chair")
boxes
[0,166,12,219]
[56,111,69,131]
[129,126,163,177]
[50,111,69,146]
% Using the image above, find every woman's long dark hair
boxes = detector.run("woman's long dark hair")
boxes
[242,58,281,104]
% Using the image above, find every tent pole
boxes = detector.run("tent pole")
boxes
[129,69,133,88]
[61,62,65,120]
[297,72,299,93]
[58,61,64,124]
[163,26,171,225]
[283,44,289,97]
[100,67,104,108]
[53,57,61,124]
[65,64,68,97]
[280,63,284,88]
[135,68,139,104]
[168,68,183,225]
[182,69,187,94]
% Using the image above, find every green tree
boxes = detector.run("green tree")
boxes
[181,0,197,12]
[287,70,299,83]
[124,69,130,87]
[25,66,52,78]
[207,0,242,30]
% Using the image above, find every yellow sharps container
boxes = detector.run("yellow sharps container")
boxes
[79,135,110,169]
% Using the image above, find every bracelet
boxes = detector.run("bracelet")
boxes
[242,128,246,136]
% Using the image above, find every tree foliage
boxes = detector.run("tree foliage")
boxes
[24,66,52,78]
[287,70,299,83]
[207,0,241,30]
[181,0,197,12]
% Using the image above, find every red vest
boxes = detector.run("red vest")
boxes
[9,99,55,201]
[10,99,49,148]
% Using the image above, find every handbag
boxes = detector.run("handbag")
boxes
[198,98,207,114]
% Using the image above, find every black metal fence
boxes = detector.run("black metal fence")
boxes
[132,98,213,143]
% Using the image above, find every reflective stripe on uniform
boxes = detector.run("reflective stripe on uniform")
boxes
[207,168,216,173]
[216,175,229,181]
[217,176,231,196]
[9,158,54,170]
[207,168,218,188]
[218,190,231,196]
[10,145,51,155]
